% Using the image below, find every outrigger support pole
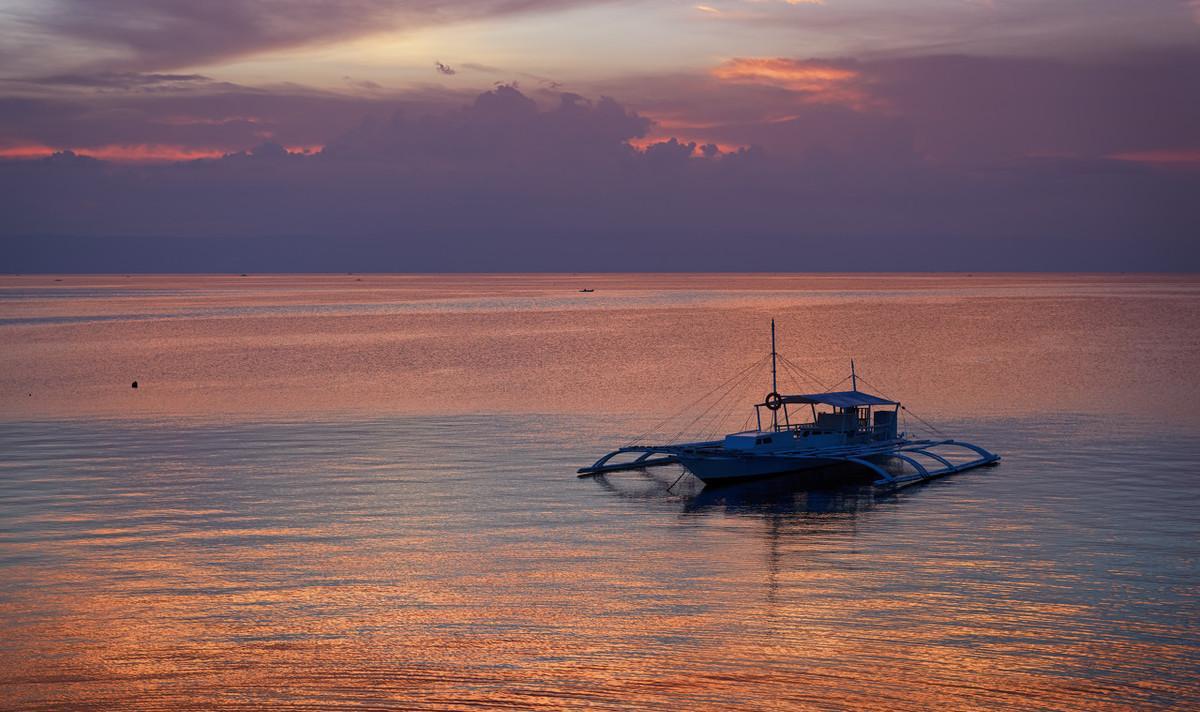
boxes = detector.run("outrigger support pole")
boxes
[577,447,680,477]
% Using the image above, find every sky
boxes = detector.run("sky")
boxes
[1,0,1198,271]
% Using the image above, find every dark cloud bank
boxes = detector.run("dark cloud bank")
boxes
[3,54,1199,272]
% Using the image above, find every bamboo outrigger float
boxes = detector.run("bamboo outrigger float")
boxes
[579,321,1000,489]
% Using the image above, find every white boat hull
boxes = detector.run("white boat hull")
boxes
[673,453,856,484]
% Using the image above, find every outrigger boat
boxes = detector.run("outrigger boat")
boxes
[579,321,999,489]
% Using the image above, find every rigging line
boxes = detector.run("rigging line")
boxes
[854,373,947,436]
[717,362,772,435]
[853,373,896,401]
[627,359,750,445]
[776,354,824,391]
[822,373,853,392]
[668,354,769,444]
[673,355,767,443]
[661,358,760,445]
[778,353,841,392]
[778,352,818,385]
[777,356,821,394]
[698,377,739,440]
[900,406,946,437]
[710,360,777,439]
[664,468,690,493]
[783,357,816,390]
[706,371,758,439]
[669,382,741,444]
[627,354,769,446]
[687,353,773,441]
[700,394,738,441]
[720,358,771,434]
[773,354,802,390]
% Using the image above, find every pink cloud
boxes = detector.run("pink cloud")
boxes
[711,58,877,110]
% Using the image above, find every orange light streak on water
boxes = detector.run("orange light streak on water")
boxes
[0,275,1197,709]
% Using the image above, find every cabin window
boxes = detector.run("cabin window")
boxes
[763,436,773,444]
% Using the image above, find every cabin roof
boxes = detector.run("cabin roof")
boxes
[779,390,897,407]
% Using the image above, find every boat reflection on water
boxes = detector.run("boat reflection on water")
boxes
[588,463,894,518]
[683,474,886,518]
[588,465,908,604]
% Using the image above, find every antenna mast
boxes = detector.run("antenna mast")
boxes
[771,319,778,394]
[771,319,778,430]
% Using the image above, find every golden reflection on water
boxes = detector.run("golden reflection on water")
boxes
[0,416,1195,710]
[1,276,1198,709]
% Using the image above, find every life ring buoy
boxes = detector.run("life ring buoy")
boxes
[764,392,783,411]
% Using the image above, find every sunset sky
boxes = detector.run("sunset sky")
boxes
[1,0,1198,270]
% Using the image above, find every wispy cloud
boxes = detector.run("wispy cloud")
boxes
[712,58,857,89]
[0,1,609,74]
[711,58,875,109]
[31,72,212,88]
[686,0,1199,58]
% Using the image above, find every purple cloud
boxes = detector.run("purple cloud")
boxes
[1,60,1197,272]
[592,50,1200,168]
[0,80,472,156]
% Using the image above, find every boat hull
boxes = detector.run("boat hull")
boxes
[580,438,999,489]
[673,453,859,484]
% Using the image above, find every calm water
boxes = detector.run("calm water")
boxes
[1,274,1198,710]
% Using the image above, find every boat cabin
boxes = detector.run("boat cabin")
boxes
[724,390,900,451]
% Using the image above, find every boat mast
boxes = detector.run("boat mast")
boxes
[771,319,778,431]
[851,359,857,391]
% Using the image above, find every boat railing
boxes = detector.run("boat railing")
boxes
[788,422,895,439]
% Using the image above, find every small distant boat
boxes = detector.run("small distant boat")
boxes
[579,321,999,489]
[579,288,595,293]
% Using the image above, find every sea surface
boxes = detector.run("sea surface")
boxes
[0,273,1197,710]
